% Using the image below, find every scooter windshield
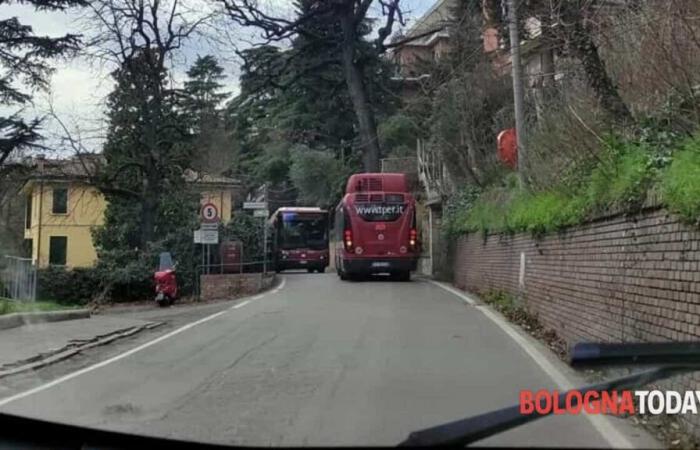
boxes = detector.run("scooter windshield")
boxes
[158,252,174,271]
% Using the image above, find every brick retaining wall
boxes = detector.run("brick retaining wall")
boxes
[452,207,700,435]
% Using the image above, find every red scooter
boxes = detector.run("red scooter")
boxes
[154,252,177,307]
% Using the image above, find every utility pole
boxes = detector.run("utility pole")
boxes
[262,184,268,275]
[507,0,527,188]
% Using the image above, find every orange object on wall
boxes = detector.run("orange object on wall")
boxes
[497,128,517,169]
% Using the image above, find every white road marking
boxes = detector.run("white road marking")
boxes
[0,280,288,408]
[271,276,286,294]
[430,280,634,449]
[232,300,251,309]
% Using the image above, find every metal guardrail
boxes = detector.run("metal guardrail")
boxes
[1,256,36,301]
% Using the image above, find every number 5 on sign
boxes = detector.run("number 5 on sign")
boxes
[201,203,219,223]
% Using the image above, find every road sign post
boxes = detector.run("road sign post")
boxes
[198,203,221,275]
[201,203,219,222]
[243,199,268,273]
[263,215,267,275]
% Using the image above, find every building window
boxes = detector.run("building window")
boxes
[49,236,67,266]
[52,187,68,214]
[25,195,32,229]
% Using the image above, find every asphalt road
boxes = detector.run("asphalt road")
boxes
[0,273,659,447]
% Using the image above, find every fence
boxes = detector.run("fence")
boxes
[1,256,36,301]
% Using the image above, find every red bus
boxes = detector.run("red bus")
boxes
[334,173,418,281]
[268,207,330,273]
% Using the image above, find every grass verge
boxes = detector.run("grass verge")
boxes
[448,134,700,236]
[0,298,80,316]
[662,136,700,224]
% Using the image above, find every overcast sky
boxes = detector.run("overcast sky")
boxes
[4,0,431,154]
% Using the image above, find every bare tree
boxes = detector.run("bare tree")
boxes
[483,0,632,122]
[81,0,214,248]
[525,0,632,122]
[217,0,413,172]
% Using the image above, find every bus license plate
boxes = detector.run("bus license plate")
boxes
[372,262,390,268]
[300,260,307,264]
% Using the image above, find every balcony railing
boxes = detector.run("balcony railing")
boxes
[416,138,451,204]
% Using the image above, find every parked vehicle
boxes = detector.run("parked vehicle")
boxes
[154,252,177,307]
[334,173,418,281]
[268,207,330,273]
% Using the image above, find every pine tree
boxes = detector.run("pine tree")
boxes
[181,55,232,174]
[92,49,199,299]
[183,55,229,134]
[221,0,405,171]
[225,0,397,195]
[0,0,85,166]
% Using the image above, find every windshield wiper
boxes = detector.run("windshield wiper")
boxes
[399,342,700,447]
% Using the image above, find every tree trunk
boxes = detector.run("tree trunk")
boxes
[567,21,632,122]
[137,61,164,251]
[339,13,381,172]
[139,169,159,249]
[535,11,557,120]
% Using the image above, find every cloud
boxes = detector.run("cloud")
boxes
[4,0,432,154]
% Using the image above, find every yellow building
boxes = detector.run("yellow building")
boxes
[184,170,237,223]
[23,156,242,269]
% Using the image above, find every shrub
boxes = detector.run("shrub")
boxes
[443,184,481,236]
[463,194,510,234]
[37,266,102,305]
[92,247,165,302]
[288,145,348,208]
[450,135,666,235]
[223,213,266,263]
[508,191,587,235]
[378,113,420,157]
[662,135,700,223]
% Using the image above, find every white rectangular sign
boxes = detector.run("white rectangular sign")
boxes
[243,202,268,210]
[253,209,268,217]
[200,222,219,231]
[201,230,219,244]
[194,229,218,244]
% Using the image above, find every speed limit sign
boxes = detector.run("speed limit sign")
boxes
[201,203,219,223]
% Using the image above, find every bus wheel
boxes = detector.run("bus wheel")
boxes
[348,272,364,282]
[394,271,411,282]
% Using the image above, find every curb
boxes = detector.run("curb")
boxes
[0,309,91,331]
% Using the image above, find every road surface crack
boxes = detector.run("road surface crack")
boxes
[223,333,280,372]
[159,333,280,420]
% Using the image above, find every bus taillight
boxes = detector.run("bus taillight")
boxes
[409,228,417,249]
[344,229,354,251]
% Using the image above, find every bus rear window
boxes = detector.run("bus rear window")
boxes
[353,203,406,222]
[280,217,328,250]
[385,194,404,203]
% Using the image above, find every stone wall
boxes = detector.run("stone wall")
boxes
[200,273,276,301]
